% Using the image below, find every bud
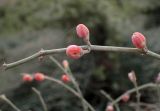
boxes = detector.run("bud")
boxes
[121,93,130,102]
[156,72,160,83]
[128,71,137,83]
[38,56,44,61]
[61,74,70,83]
[23,74,33,82]
[34,72,45,81]
[106,105,114,111]
[66,45,83,59]
[131,32,147,49]
[62,60,69,69]
[76,24,89,39]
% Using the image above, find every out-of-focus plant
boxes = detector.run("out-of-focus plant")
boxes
[1,24,160,111]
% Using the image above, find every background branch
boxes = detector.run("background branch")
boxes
[100,90,120,111]
[0,95,21,111]
[49,56,88,111]
[111,83,157,105]
[45,76,96,111]
[32,87,48,111]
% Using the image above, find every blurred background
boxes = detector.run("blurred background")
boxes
[0,0,160,111]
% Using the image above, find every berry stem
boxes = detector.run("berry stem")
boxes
[133,81,141,111]
[156,83,160,105]
[110,83,157,106]
[100,90,120,111]
[45,76,96,111]
[32,87,48,111]
[49,56,88,111]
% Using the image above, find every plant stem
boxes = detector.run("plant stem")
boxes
[100,90,120,111]
[45,76,96,111]
[133,82,141,111]
[111,83,156,106]
[0,95,21,111]
[32,87,48,111]
[49,56,88,111]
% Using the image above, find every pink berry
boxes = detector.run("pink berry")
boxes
[23,74,33,82]
[61,74,70,83]
[106,105,114,111]
[66,45,83,59]
[156,73,160,83]
[62,60,69,68]
[76,24,89,38]
[128,71,137,83]
[121,93,130,102]
[34,72,45,81]
[131,32,146,49]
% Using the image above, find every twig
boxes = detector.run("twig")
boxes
[156,83,160,110]
[32,87,48,111]
[100,90,120,111]
[49,56,88,111]
[111,83,157,105]
[129,102,157,109]
[2,45,160,70]
[0,95,21,111]
[133,81,141,111]
[45,76,96,111]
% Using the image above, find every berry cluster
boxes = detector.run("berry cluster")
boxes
[20,24,150,111]
[66,24,90,59]
[66,24,148,60]
[23,72,45,82]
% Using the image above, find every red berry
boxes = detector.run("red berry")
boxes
[106,105,114,111]
[131,32,146,49]
[34,72,45,81]
[61,74,70,83]
[121,93,130,102]
[66,45,83,59]
[23,74,33,82]
[76,24,89,38]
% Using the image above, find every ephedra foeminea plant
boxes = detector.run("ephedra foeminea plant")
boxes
[1,23,160,111]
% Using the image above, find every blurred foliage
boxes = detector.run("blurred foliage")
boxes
[0,0,160,111]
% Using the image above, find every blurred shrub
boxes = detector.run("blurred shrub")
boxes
[0,0,160,111]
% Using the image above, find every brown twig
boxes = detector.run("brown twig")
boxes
[2,45,160,70]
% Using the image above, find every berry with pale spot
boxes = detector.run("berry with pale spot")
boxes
[66,45,83,59]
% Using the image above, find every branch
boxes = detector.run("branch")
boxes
[111,83,157,106]
[2,45,160,70]
[100,90,120,111]
[32,87,48,111]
